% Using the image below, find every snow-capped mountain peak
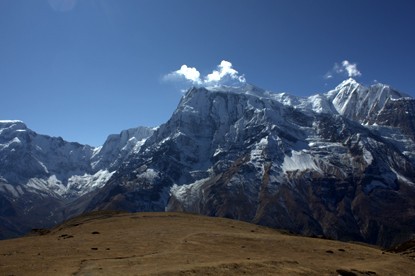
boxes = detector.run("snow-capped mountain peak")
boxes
[189,83,269,98]
[0,121,155,200]
[327,79,408,123]
[335,77,360,89]
[91,126,154,171]
[0,120,26,125]
[0,120,27,135]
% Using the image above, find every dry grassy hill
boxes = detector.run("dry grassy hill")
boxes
[0,211,414,275]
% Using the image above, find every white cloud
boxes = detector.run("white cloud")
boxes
[206,70,221,82]
[341,60,361,77]
[324,73,333,79]
[165,65,201,84]
[333,63,343,74]
[325,60,362,79]
[164,60,246,87]
[205,60,244,83]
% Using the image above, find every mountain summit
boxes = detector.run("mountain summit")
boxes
[1,80,415,247]
[330,78,408,123]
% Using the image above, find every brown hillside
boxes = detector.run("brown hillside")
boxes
[0,211,414,275]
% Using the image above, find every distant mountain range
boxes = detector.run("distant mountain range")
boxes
[1,78,415,247]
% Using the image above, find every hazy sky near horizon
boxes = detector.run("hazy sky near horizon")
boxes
[1,0,415,146]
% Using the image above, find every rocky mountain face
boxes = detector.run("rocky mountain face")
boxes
[1,79,415,247]
[0,121,154,238]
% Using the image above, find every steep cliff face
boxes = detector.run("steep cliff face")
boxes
[329,78,407,122]
[373,98,415,140]
[91,126,154,171]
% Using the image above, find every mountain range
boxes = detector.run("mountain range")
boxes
[1,78,415,248]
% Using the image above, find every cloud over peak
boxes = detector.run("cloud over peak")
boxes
[175,65,201,83]
[164,60,246,87]
[340,60,362,77]
[206,60,246,84]
[325,60,362,79]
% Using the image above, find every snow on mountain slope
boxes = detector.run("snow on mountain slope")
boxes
[2,79,415,247]
[273,91,336,114]
[91,126,154,171]
[81,82,415,247]
[0,120,94,197]
[0,120,154,199]
[329,78,408,123]
[0,120,155,237]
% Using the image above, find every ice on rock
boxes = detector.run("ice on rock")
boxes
[67,170,115,196]
[329,79,408,123]
[282,150,321,173]
[170,177,210,209]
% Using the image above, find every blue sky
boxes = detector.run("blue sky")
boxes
[1,0,415,146]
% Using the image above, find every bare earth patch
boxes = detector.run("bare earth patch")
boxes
[0,211,414,275]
